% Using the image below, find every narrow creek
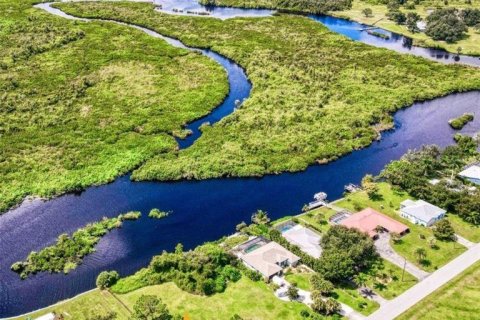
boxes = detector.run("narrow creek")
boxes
[1,2,479,317]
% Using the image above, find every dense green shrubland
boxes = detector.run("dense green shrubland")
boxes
[381,135,480,224]
[0,0,228,213]
[57,2,480,182]
[111,243,242,295]
[11,212,141,278]
[200,0,353,13]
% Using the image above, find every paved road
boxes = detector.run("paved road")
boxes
[374,233,430,280]
[367,242,480,320]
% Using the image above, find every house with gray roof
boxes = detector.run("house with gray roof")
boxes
[237,238,300,280]
[400,199,446,227]
[458,163,480,186]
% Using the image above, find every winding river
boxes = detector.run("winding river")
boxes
[1,1,480,317]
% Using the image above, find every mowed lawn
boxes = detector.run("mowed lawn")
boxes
[117,278,308,320]
[334,183,471,272]
[13,278,309,320]
[397,261,480,320]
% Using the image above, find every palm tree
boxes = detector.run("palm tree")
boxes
[414,247,427,262]
[353,273,368,289]
[251,210,270,225]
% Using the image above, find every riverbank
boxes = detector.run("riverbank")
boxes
[329,0,480,56]
[0,0,229,214]
[54,1,480,184]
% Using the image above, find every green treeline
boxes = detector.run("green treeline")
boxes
[56,2,480,183]
[0,0,228,213]
[200,0,353,13]
[11,212,141,278]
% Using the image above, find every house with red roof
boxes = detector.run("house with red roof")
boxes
[340,207,409,239]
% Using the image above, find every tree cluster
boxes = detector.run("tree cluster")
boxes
[381,136,480,225]
[117,242,242,296]
[426,8,468,43]
[318,225,379,282]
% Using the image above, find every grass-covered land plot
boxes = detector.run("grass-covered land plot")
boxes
[0,0,228,213]
[398,261,480,320]
[331,0,480,56]
[334,183,470,271]
[11,278,309,320]
[57,1,480,184]
[11,212,141,278]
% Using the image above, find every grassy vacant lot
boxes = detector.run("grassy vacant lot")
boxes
[397,261,480,320]
[285,271,380,315]
[0,0,227,213]
[12,278,309,320]
[58,2,480,184]
[332,0,480,56]
[335,183,472,271]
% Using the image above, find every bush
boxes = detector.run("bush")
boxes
[96,270,120,289]
[433,219,456,241]
[132,295,173,320]
[449,113,474,130]
[148,208,170,219]
[310,274,334,296]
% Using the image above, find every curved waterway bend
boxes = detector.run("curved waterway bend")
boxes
[1,3,480,318]
[35,2,251,149]
[156,0,480,67]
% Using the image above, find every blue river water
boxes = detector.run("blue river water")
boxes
[1,2,480,317]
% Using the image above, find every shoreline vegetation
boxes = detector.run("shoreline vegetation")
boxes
[203,0,480,56]
[329,0,480,56]
[7,138,480,318]
[199,0,354,13]
[55,2,480,185]
[11,212,141,279]
[0,0,228,214]
[148,208,170,219]
[449,113,474,129]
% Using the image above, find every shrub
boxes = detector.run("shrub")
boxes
[96,270,120,289]
[433,219,456,241]
[132,295,173,320]
[148,208,170,219]
[449,113,474,130]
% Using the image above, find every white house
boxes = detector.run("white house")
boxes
[400,199,446,227]
[458,163,480,186]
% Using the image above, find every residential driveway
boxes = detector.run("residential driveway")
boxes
[456,234,475,248]
[367,242,480,320]
[374,233,430,280]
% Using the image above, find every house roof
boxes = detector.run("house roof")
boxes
[282,224,322,258]
[459,164,480,180]
[241,241,300,278]
[400,199,446,223]
[35,313,57,320]
[340,207,409,237]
